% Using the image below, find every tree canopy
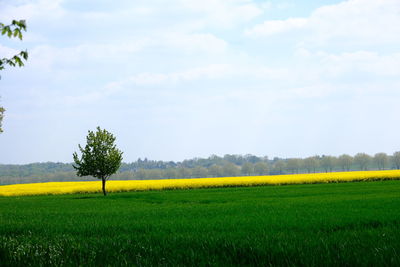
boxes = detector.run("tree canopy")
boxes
[3,151,400,185]
[73,127,123,195]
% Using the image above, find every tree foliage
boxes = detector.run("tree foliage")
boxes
[0,20,28,133]
[0,20,28,71]
[0,106,4,133]
[253,162,268,175]
[354,153,371,171]
[374,153,388,170]
[209,164,223,177]
[303,156,319,173]
[393,152,400,169]
[4,151,400,185]
[338,154,353,171]
[241,162,254,175]
[321,156,336,173]
[223,163,240,177]
[273,160,286,174]
[286,158,301,174]
[73,127,123,195]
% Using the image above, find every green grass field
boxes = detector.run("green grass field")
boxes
[1,180,400,266]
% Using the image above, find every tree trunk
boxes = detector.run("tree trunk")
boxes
[102,177,107,196]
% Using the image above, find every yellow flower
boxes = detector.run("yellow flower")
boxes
[1,170,399,197]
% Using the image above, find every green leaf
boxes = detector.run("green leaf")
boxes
[2,26,8,35]
[21,51,28,60]
[1,20,28,73]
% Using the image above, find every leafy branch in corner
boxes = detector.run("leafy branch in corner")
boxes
[0,20,28,71]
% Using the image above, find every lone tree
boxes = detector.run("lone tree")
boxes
[73,127,123,196]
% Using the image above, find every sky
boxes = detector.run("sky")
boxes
[0,0,400,164]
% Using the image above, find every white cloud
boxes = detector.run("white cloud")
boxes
[178,0,264,28]
[111,64,233,87]
[104,62,295,91]
[163,33,228,54]
[286,84,337,99]
[309,0,400,45]
[26,32,227,70]
[2,0,400,163]
[23,33,227,73]
[0,45,19,58]
[316,51,400,77]
[0,0,66,22]
[245,18,307,36]
[246,0,400,45]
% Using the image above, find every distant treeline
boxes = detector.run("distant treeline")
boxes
[1,152,400,185]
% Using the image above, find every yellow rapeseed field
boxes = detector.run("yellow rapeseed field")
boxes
[1,170,400,197]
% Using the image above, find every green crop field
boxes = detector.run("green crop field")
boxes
[1,180,400,266]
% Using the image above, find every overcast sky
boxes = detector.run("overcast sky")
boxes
[0,0,399,164]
